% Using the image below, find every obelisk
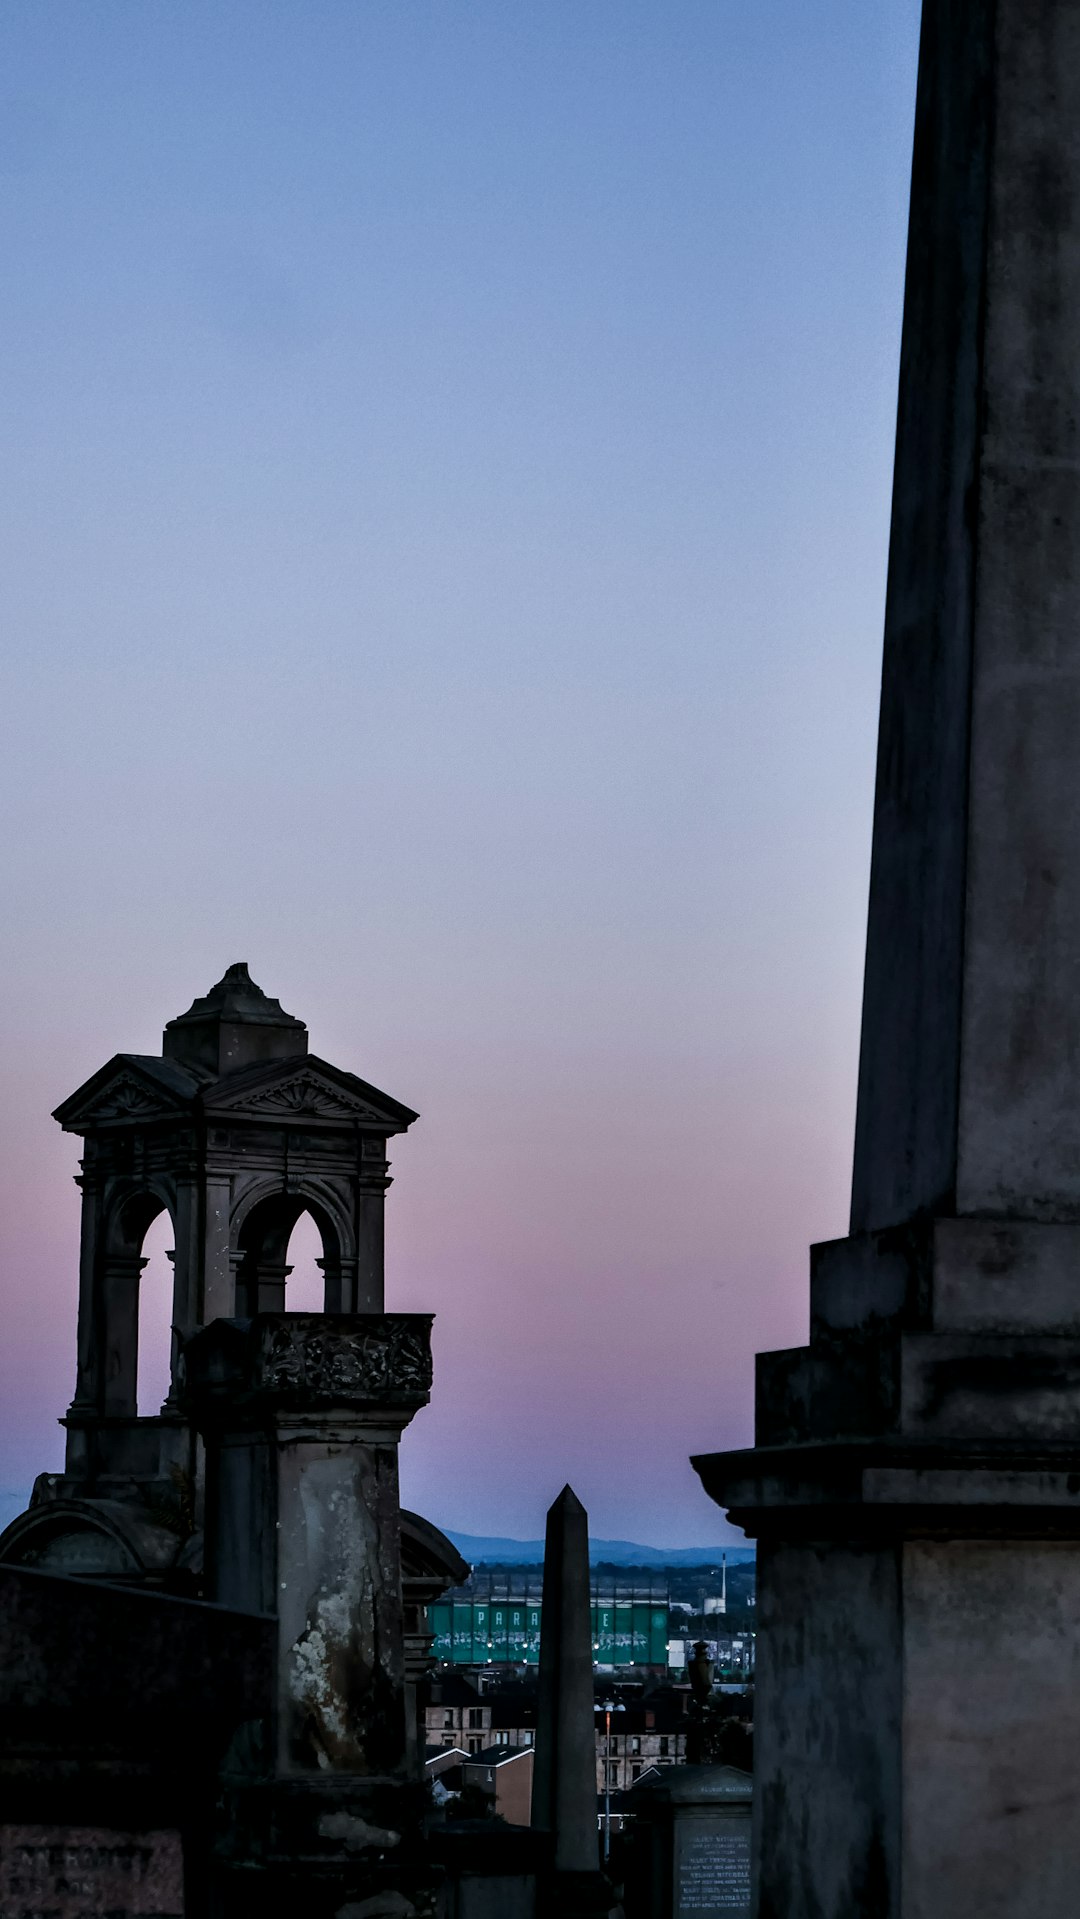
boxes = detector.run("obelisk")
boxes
[533,1486,612,1914]
[695,6,1080,1917]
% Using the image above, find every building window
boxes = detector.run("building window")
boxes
[469,1737,483,1754]
[443,1710,455,1729]
[631,1764,642,1782]
[468,1708,484,1729]
[659,1737,669,1757]
[630,1737,641,1755]
[441,1737,455,1749]
[606,1763,620,1785]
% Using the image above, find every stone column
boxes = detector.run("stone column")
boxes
[65,1174,103,1478]
[100,1253,144,1415]
[354,1183,388,1312]
[201,1175,233,1321]
[70,1172,101,1412]
[184,1311,435,1911]
[169,1176,200,1352]
[695,7,1080,1918]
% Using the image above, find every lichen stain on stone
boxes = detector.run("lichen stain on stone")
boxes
[317,1808,400,1852]
[288,1453,401,1771]
[290,1607,358,1769]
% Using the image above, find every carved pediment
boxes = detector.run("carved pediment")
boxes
[244,1072,382,1120]
[53,1056,199,1132]
[204,1056,418,1131]
[87,1073,173,1121]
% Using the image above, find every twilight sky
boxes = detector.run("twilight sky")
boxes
[0,2,921,1547]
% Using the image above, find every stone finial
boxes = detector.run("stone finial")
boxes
[163,962,308,1075]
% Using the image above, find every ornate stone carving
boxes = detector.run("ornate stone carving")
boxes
[231,1072,384,1122]
[260,1316,433,1403]
[68,1072,173,1124]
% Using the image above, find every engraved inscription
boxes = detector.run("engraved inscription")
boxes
[676,1823,751,1917]
[0,1825,183,1916]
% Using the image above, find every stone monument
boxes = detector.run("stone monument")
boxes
[695,5,1080,1916]
[184,1309,436,1911]
[0,964,463,1714]
[0,965,466,1913]
[624,1767,752,1919]
[532,1485,613,1916]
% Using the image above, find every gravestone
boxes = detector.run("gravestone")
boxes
[0,1827,183,1916]
[0,1565,273,1918]
[625,1766,751,1919]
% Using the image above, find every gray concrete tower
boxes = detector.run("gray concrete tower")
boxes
[696,7,1080,1917]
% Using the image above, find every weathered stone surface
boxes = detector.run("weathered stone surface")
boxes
[0,974,455,1915]
[0,1566,273,1914]
[185,1312,434,1415]
[694,4,1080,1914]
[624,1768,752,1919]
[0,1826,184,1917]
[532,1487,599,1877]
[0,966,423,1603]
[850,0,1080,1238]
[744,1539,1080,1919]
[186,1312,431,1781]
[0,1564,273,1750]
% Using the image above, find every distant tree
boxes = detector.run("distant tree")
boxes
[713,1717,753,1771]
[444,1783,505,1824]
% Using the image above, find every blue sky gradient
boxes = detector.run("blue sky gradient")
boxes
[0,2,921,1543]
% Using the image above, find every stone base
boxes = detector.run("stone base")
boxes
[693,1214,1080,1918]
[742,1532,1080,1919]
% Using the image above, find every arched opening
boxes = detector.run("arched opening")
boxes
[137,1209,175,1416]
[284,1211,326,1312]
[234,1192,343,1316]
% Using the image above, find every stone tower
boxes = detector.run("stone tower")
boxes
[696,6,1080,1917]
[0,964,441,1599]
[0,965,470,1909]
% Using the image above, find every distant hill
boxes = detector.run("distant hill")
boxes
[445,1531,755,1568]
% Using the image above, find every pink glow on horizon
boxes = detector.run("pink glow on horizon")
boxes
[0,969,859,1545]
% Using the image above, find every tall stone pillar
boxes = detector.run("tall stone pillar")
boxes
[184,1310,434,1914]
[533,1486,612,1916]
[695,7,1080,1917]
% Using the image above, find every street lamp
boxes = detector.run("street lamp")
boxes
[598,1698,626,1863]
